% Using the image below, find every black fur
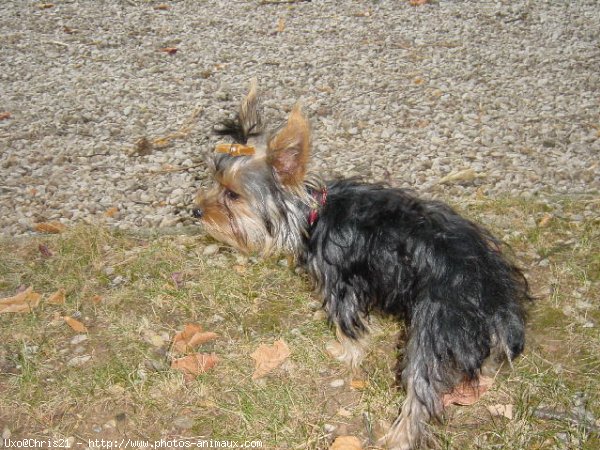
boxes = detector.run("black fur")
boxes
[214,117,251,144]
[302,179,530,424]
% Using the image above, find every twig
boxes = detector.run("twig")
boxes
[46,40,69,47]
[533,407,600,434]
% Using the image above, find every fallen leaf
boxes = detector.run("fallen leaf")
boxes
[172,323,218,354]
[232,265,247,274]
[34,222,66,234]
[154,4,170,10]
[38,244,54,258]
[91,295,103,305]
[277,17,286,33]
[354,10,371,17]
[409,0,429,5]
[0,287,42,314]
[350,379,367,390]
[104,207,119,218]
[132,136,153,156]
[438,168,479,185]
[160,47,178,55]
[47,288,66,305]
[538,213,553,228]
[171,353,219,381]
[63,316,88,333]
[250,339,291,380]
[0,112,11,121]
[487,403,514,419]
[37,3,55,9]
[330,435,362,450]
[442,375,494,407]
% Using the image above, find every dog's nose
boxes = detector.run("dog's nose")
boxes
[192,207,204,219]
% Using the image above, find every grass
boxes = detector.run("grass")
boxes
[0,195,598,449]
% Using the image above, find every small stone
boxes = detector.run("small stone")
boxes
[330,378,345,388]
[70,334,88,345]
[323,423,336,433]
[2,426,11,440]
[538,258,550,267]
[67,355,91,367]
[203,244,220,256]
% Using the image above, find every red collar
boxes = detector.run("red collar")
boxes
[308,187,328,227]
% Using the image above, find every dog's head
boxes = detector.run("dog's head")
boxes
[193,80,313,254]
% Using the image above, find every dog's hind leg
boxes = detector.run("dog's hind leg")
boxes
[326,322,370,370]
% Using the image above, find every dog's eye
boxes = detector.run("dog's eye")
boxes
[224,189,240,201]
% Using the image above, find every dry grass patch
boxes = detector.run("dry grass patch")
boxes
[0,195,598,449]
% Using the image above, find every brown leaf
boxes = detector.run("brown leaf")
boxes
[47,288,66,305]
[154,4,170,10]
[104,207,119,218]
[487,403,514,419]
[172,323,218,354]
[350,379,367,390]
[37,3,55,9]
[538,213,553,228]
[34,221,66,234]
[0,287,42,314]
[409,0,429,6]
[160,47,178,55]
[171,353,219,381]
[277,17,286,33]
[329,436,363,450]
[132,136,153,156]
[442,375,494,407]
[64,316,88,333]
[250,339,290,380]
[38,244,54,258]
[0,112,11,121]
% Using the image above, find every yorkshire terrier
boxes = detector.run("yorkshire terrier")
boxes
[192,81,530,449]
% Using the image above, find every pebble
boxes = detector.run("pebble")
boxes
[330,378,345,388]
[323,423,336,433]
[203,244,220,256]
[1,1,598,237]
[66,355,92,367]
[70,334,88,345]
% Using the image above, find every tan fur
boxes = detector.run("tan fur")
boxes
[267,103,311,187]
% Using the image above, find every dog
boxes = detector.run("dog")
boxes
[192,81,530,449]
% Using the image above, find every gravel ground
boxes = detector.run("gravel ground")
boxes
[1,0,598,236]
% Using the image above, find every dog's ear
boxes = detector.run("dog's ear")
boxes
[267,103,311,187]
[239,78,262,138]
